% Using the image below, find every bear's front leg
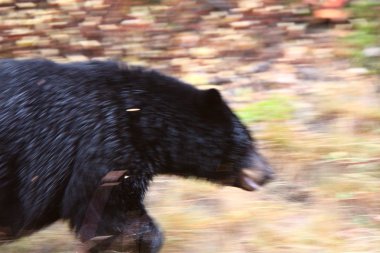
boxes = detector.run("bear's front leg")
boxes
[77,210,163,253]
[66,170,162,253]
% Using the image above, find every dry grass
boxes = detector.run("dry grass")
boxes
[2,51,380,253]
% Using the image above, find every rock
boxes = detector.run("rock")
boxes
[296,66,321,80]
[230,7,252,13]
[283,45,310,61]
[0,6,14,13]
[12,50,39,58]
[0,0,13,4]
[204,0,237,10]
[98,24,119,31]
[149,6,170,13]
[104,48,123,57]
[234,39,259,51]
[313,48,333,59]
[120,19,151,28]
[15,2,36,9]
[285,23,307,38]
[139,50,167,60]
[78,40,102,49]
[294,102,317,122]
[230,20,254,29]
[7,28,34,36]
[363,47,380,58]
[346,68,370,75]
[238,61,272,74]
[209,76,231,85]
[129,6,151,18]
[182,73,211,86]
[222,13,243,23]
[214,70,236,80]
[50,33,70,43]
[179,62,206,73]
[39,49,60,56]
[174,33,200,48]
[84,0,109,10]
[65,55,89,61]
[80,21,99,28]
[170,57,192,66]
[48,0,76,5]
[264,5,285,12]
[47,57,67,63]
[70,11,86,20]
[16,36,40,47]
[238,0,262,9]
[50,21,69,29]
[207,11,229,19]
[273,72,298,84]
[189,47,218,59]
[313,9,349,21]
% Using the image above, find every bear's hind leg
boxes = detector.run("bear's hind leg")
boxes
[0,152,25,245]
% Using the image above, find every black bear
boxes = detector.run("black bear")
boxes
[0,59,274,252]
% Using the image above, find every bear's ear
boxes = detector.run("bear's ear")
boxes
[200,88,222,109]
[197,88,225,118]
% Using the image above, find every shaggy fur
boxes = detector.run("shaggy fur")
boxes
[0,59,272,252]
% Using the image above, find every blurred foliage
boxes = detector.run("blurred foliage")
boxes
[1,0,380,252]
[235,96,295,123]
[345,0,380,72]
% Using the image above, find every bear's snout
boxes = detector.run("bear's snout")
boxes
[236,153,274,191]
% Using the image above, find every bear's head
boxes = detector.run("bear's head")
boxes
[122,68,274,191]
[194,88,274,191]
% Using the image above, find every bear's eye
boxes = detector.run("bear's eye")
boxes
[216,163,233,172]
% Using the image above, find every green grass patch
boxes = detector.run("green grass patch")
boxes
[345,30,377,48]
[235,96,295,123]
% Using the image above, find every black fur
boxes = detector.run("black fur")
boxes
[0,59,271,252]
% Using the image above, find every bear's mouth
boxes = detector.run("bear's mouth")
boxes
[237,168,272,191]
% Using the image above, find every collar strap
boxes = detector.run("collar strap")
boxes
[100,170,128,187]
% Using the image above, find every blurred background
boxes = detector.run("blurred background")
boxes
[1,0,380,252]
